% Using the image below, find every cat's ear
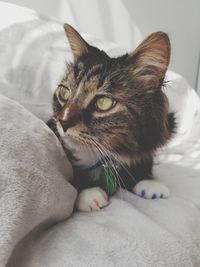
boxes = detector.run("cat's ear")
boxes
[128,32,170,89]
[64,24,89,60]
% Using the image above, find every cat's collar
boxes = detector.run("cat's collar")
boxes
[81,159,120,172]
[82,160,102,172]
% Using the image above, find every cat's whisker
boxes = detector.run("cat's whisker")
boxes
[98,140,137,185]
[90,140,123,197]
[94,145,124,200]
[78,138,118,193]
[107,160,125,200]
[92,140,129,200]
[79,139,123,211]
[90,139,117,175]
[95,141,139,201]
[78,138,103,182]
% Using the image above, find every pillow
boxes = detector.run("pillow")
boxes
[0,2,124,122]
[164,71,200,139]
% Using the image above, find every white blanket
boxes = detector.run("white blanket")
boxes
[0,2,200,267]
[0,94,77,266]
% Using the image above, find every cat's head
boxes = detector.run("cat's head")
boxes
[52,24,172,168]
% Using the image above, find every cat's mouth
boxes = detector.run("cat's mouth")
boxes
[56,120,100,168]
[56,120,95,148]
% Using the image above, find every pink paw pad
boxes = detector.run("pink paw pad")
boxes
[93,198,100,207]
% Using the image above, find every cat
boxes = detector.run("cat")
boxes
[47,24,175,212]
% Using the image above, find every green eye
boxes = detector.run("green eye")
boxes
[59,85,71,101]
[95,96,116,111]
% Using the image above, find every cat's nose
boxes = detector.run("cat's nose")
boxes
[59,120,75,132]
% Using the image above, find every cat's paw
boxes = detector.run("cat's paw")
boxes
[76,187,109,212]
[133,180,170,199]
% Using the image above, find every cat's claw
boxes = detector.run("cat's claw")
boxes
[76,187,109,212]
[133,180,170,199]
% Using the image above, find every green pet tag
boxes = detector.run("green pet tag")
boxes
[88,164,117,196]
[99,167,117,195]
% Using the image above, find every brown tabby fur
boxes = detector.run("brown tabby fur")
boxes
[47,24,175,191]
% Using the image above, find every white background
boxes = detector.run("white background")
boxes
[3,0,200,90]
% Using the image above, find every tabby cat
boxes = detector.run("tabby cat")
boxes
[47,24,175,212]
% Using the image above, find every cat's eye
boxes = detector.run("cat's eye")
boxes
[59,85,71,101]
[95,96,116,112]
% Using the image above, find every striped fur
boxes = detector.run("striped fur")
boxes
[47,24,175,191]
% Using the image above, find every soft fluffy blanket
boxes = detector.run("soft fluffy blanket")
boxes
[0,94,77,266]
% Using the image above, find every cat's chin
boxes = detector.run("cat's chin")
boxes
[56,120,100,168]
[62,135,100,169]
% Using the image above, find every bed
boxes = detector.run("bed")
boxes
[0,2,200,267]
